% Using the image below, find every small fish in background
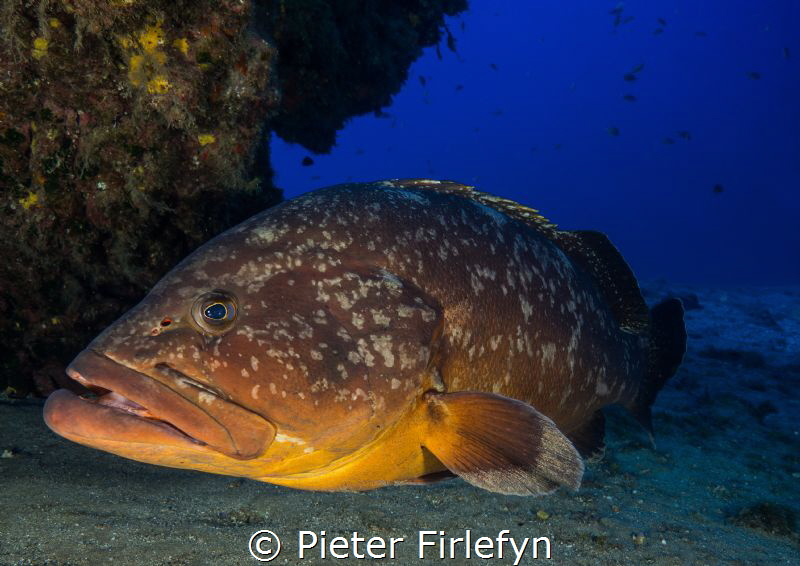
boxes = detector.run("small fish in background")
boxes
[695,31,708,38]
[653,28,664,35]
[491,109,504,117]
[713,184,725,194]
[657,17,667,26]
[624,63,645,82]
[43,180,686,495]
[747,71,762,80]
[607,126,620,136]
[623,94,637,102]
[609,3,633,27]
[301,156,314,166]
[489,63,498,71]
[609,2,624,26]
[783,47,791,60]
[445,26,457,53]
[662,137,675,145]
[677,131,692,141]
[455,84,464,91]
[418,76,427,87]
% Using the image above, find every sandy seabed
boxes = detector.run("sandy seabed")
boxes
[1,283,798,565]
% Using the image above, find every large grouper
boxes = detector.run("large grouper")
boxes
[44,180,686,495]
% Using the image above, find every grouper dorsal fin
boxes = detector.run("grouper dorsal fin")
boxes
[379,179,560,237]
[549,230,649,333]
[379,179,649,334]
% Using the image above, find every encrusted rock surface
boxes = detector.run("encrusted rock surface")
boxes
[0,0,466,394]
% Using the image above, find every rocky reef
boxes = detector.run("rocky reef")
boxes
[0,0,467,395]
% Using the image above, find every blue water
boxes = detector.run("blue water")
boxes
[272,0,800,286]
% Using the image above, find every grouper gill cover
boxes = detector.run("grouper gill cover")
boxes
[43,179,686,495]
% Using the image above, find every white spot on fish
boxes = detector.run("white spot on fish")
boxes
[397,305,414,318]
[371,309,391,326]
[247,224,288,246]
[370,334,395,367]
[198,392,215,405]
[275,433,306,446]
[540,342,557,367]
[356,339,375,367]
[335,292,354,310]
[469,272,484,295]
[520,297,533,322]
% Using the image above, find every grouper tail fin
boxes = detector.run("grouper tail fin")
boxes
[626,298,687,441]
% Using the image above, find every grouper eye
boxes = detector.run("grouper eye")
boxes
[204,303,227,320]
[191,290,238,335]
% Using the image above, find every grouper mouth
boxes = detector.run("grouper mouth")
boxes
[44,350,275,461]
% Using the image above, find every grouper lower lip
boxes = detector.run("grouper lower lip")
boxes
[43,350,274,460]
[44,389,209,452]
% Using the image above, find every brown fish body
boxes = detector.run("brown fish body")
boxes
[44,180,685,495]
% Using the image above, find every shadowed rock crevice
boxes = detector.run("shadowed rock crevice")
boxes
[0,0,467,395]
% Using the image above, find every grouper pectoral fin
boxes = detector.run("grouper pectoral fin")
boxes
[421,391,584,496]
